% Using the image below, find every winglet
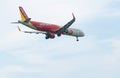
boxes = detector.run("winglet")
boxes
[72,13,75,19]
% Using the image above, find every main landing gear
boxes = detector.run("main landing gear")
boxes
[45,36,49,39]
[45,33,50,39]
[57,33,61,37]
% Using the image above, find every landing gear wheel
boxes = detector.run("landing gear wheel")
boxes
[77,39,79,41]
[45,33,50,39]
[57,33,61,37]
[45,36,49,39]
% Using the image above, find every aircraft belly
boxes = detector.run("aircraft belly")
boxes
[36,25,60,33]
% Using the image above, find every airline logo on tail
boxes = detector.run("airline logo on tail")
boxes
[19,6,29,21]
[19,6,37,29]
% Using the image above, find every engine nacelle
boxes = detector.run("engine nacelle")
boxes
[49,33,55,39]
[45,33,55,39]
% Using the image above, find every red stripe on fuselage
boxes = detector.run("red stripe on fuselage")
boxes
[30,21,61,32]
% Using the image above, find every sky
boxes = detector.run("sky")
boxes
[0,0,120,78]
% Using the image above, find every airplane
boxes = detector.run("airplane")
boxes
[12,6,84,41]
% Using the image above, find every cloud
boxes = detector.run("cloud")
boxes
[0,65,43,73]
[0,65,24,72]
[110,39,120,52]
[0,31,33,51]
[5,36,119,73]
[7,36,101,64]
[109,38,120,64]
[0,64,44,78]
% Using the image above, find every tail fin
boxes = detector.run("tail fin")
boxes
[19,6,29,21]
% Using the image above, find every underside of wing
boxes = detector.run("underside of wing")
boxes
[17,26,46,34]
[23,31,46,34]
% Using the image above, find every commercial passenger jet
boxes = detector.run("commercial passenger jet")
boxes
[12,6,84,41]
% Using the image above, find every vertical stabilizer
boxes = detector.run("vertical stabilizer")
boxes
[19,6,29,21]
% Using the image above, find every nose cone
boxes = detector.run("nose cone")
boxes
[79,30,85,37]
[81,31,85,37]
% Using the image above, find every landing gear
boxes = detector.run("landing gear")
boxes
[45,36,49,39]
[76,37,79,41]
[57,33,61,37]
[45,33,50,39]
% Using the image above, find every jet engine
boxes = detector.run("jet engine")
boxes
[49,33,55,39]
[45,33,55,39]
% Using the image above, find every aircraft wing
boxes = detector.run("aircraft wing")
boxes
[55,13,75,34]
[17,26,46,34]
[23,31,46,34]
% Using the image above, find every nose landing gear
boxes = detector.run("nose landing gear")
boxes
[76,37,79,41]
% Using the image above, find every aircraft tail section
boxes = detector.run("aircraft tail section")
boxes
[19,6,29,21]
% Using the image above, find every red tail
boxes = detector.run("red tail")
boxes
[19,6,29,21]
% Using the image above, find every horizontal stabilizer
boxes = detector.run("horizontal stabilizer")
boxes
[11,22,19,24]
